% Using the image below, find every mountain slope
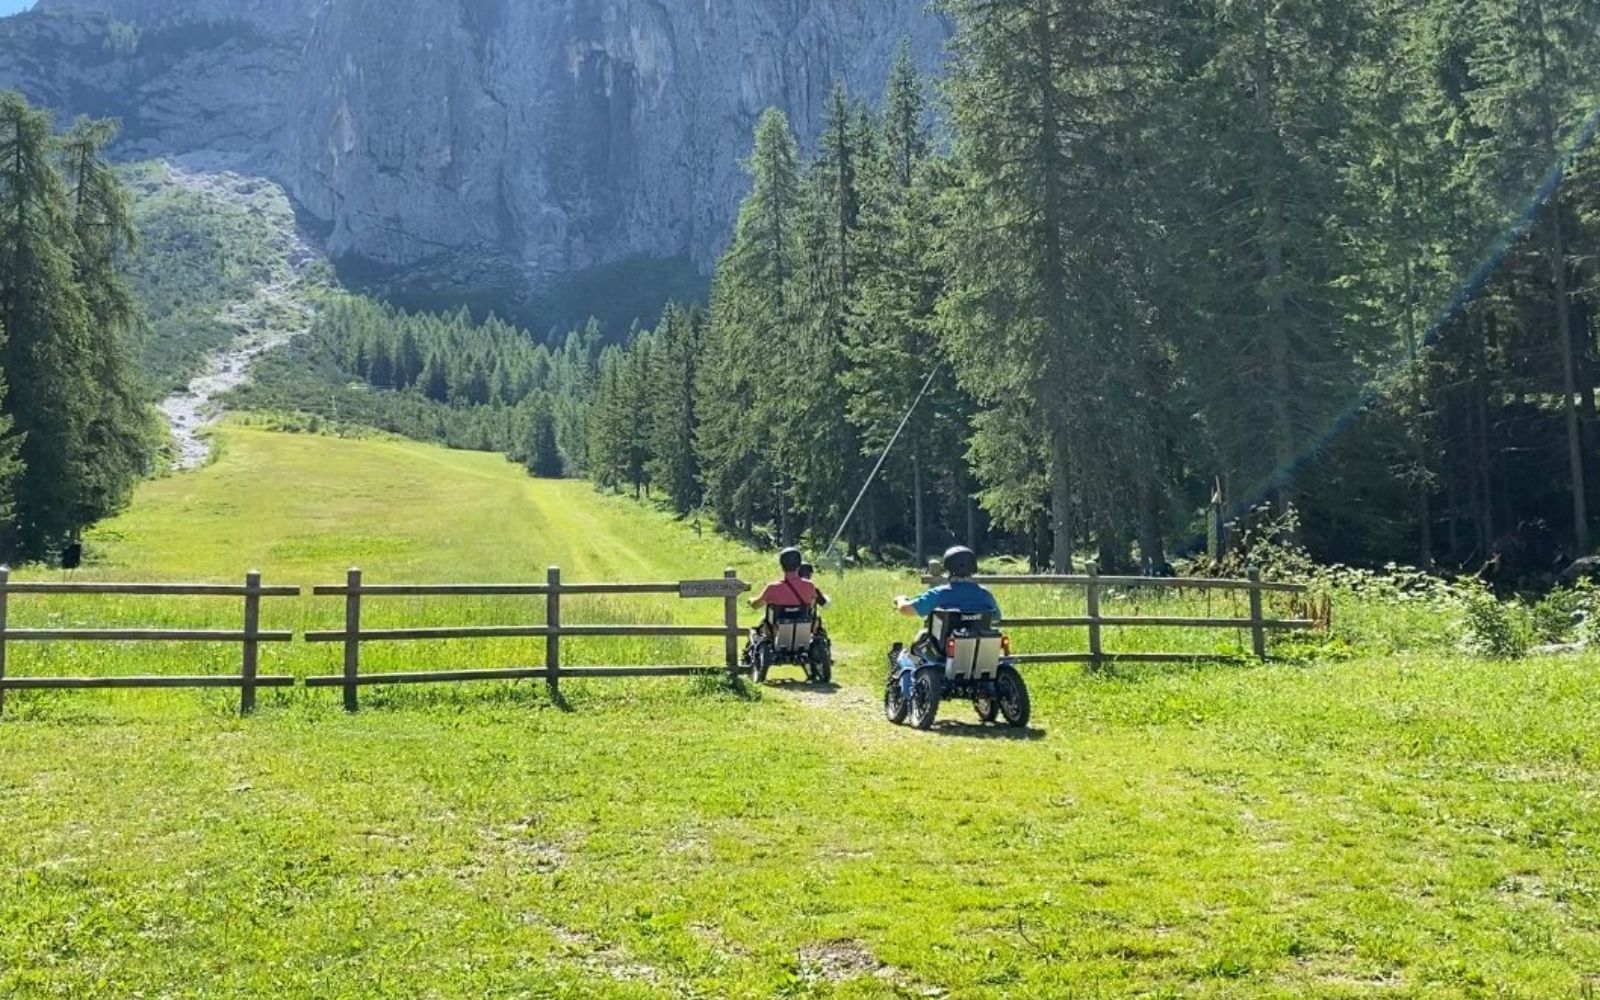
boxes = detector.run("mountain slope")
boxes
[1,0,949,326]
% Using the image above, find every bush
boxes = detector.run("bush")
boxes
[1458,586,1533,660]
[1531,584,1589,645]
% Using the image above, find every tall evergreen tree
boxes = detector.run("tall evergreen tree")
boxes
[697,109,804,537]
[1465,0,1600,550]
[0,92,97,557]
[58,114,153,534]
[646,302,702,512]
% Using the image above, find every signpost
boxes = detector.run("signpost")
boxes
[679,578,750,599]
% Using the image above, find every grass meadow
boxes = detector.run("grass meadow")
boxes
[1,427,1596,998]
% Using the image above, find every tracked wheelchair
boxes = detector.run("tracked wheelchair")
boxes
[885,609,1029,730]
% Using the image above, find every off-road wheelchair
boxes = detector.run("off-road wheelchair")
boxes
[744,604,833,685]
[885,609,1030,730]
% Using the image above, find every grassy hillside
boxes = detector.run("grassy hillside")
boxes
[1,428,1597,998]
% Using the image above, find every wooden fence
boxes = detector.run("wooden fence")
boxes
[0,569,299,717]
[920,564,1314,670]
[303,567,750,711]
[0,563,1316,716]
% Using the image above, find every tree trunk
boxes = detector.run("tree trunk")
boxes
[912,447,925,567]
[1050,431,1074,573]
[1445,472,1460,562]
[1530,0,1590,553]
[1474,366,1494,557]
[1577,296,1596,422]
[776,481,791,546]
[1097,531,1122,575]
[1551,210,1590,552]
[1251,2,1298,523]
[1400,238,1434,567]
[1138,480,1167,574]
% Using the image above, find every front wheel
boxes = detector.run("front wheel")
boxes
[909,667,943,730]
[995,664,1030,728]
[751,644,773,685]
[974,693,1000,724]
[884,674,909,724]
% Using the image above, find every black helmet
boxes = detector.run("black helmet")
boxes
[779,547,804,572]
[942,545,979,578]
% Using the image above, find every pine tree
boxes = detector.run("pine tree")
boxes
[883,40,927,189]
[646,302,702,513]
[58,114,154,533]
[780,85,867,544]
[0,320,21,530]
[843,56,970,562]
[0,91,98,557]
[1465,0,1600,551]
[697,109,804,536]
[941,0,1160,570]
[521,390,563,478]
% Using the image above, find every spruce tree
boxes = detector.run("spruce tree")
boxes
[1465,0,1600,551]
[0,92,98,557]
[58,115,154,534]
[646,302,702,512]
[697,109,804,537]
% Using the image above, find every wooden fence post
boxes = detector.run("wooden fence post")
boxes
[0,566,9,719]
[1086,561,1103,673]
[723,567,739,674]
[546,566,561,699]
[1247,566,1267,660]
[240,570,261,716]
[343,568,362,712]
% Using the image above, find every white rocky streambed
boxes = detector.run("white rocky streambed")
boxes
[153,163,323,470]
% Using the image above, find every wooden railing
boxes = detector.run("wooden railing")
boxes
[303,567,750,711]
[0,569,299,716]
[920,564,1314,670]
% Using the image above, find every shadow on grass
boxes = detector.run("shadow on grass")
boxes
[928,719,1047,742]
[762,678,842,696]
[719,675,762,702]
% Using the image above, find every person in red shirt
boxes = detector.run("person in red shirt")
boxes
[750,547,819,611]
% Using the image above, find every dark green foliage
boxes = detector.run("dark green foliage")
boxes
[0,92,154,560]
[645,304,702,514]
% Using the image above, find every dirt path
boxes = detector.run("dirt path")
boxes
[155,164,323,470]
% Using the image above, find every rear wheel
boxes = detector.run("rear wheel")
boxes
[996,665,1030,728]
[909,667,942,730]
[809,639,833,685]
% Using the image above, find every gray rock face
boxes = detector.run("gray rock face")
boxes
[0,2,309,172]
[35,0,315,33]
[2,0,949,316]
[291,0,948,279]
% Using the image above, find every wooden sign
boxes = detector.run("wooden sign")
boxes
[679,579,749,599]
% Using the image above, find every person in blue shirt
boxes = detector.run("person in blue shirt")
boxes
[895,545,1002,621]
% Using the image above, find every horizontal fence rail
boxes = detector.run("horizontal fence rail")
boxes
[922,563,1316,670]
[0,569,301,716]
[302,567,751,711]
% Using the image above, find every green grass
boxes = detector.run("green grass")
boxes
[2,428,1598,998]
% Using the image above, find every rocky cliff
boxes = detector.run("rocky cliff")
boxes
[3,0,949,326]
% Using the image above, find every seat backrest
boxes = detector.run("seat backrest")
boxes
[929,609,1002,681]
[766,605,815,652]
